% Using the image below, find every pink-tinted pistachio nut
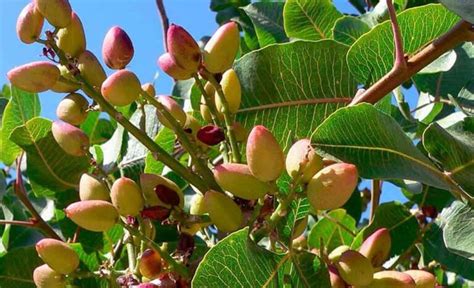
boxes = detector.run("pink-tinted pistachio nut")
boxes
[56,93,89,126]
[328,245,351,263]
[51,120,89,156]
[36,238,79,274]
[203,22,240,73]
[404,270,436,288]
[286,139,324,183]
[154,184,180,207]
[56,11,86,57]
[216,69,241,114]
[213,163,270,200]
[65,200,119,232]
[306,163,358,210]
[77,50,107,92]
[7,61,60,93]
[246,125,285,182]
[138,284,159,288]
[362,271,416,288]
[34,0,72,28]
[150,274,177,287]
[158,52,194,80]
[33,264,66,288]
[111,177,144,217]
[336,250,374,286]
[139,249,163,280]
[79,173,109,201]
[140,206,171,221]
[328,265,346,288]
[101,69,141,106]
[167,24,201,72]
[358,228,391,267]
[196,125,225,146]
[140,173,184,208]
[155,95,187,129]
[16,2,44,44]
[142,82,156,97]
[102,26,134,69]
[204,190,243,233]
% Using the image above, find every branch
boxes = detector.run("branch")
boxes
[369,179,382,223]
[386,0,406,70]
[155,0,170,52]
[351,21,474,106]
[0,220,35,227]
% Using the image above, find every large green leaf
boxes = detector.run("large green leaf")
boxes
[283,0,342,41]
[422,123,474,195]
[144,127,176,175]
[9,117,90,197]
[234,40,356,148]
[276,198,310,244]
[347,4,460,84]
[332,16,370,46]
[0,86,40,165]
[442,201,474,260]
[243,2,288,47]
[286,251,330,288]
[80,111,115,145]
[311,104,454,190]
[0,246,42,288]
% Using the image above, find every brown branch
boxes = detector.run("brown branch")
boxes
[386,0,406,70]
[156,0,170,52]
[351,21,474,106]
[0,220,35,227]
[369,179,382,223]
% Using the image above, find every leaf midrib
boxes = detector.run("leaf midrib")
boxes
[294,0,326,38]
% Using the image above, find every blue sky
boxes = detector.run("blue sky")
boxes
[0,0,404,207]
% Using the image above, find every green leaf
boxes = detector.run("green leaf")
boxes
[457,81,474,114]
[144,127,175,175]
[333,16,370,46]
[9,117,90,197]
[283,0,342,41]
[312,103,454,190]
[286,251,330,288]
[308,209,356,252]
[347,4,460,84]
[235,40,356,148]
[419,50,457,74]
[242,2,288,47]
[0,86,40,165]
[0,246,42,288]
[193,228,284,287]
[403,185,453,212]
[422,123,474,195]
[80,112,115,145]
[442,201,474,260]
[277,198,310,243]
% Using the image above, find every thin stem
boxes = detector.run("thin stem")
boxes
[155,0,170,52]
[386,0,406,70]
[0,220,35,227]
[370,179,382,223]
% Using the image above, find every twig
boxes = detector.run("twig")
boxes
[370,179,382,223]
[0,220,35,227]
[155,0,170,52]
[386,0,406,70]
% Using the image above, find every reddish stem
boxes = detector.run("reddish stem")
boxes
[156,0,170,52]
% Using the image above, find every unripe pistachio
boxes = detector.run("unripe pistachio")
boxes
[7,61,59,93]
[181,222,208,236]
[183,114,201,137]
[16,2,44,44]
[292,216,308,239]
[139,249,163,280]
[56,12,86,57]
[358,228,391,267]
[102,26,134,69]
[213,163,271,200]
[190,193,206,215]
[35,238,79,274]
[56,93,89,125]
[216,69,241,114]
[65,200,118,232]
[140,173,184,209]
[204,190,243,232]
[328,265,346,288]
[404,270,436,288]
[35,0,72,28]
[199,82,220,123]
[111,177,144,216]
[328,245,351,262]
[154,184,180,207]
[203,22,240,73]
[197,125,225,146]
[232,122,248,142]
[142,83,156,97]
[77,50,107,92]
[158,53,194,80]
[358,271,415,288]
[140,206,171,221]
[51,65,80,93]
[101,69,141,106]
[336,250,374,286]
[167,24,201,72]
[79,173,109,201]
[286,139,323,183]
[33,264,66,288]
[246,125,285,182]
[306,163,358,210]
[51,120,89,156]
[155,95,187,129]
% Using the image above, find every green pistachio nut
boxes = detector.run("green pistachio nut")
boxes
[142,83,156,97]
[336,250,374,286]
[35,0,72,28]
[56,93,89,125]
[167,24,201,72]
[404,270,436,288]
[16,2,44,44]
[65,200,119,232]
[213,163,271,200]
[216,69,241,114]
[79,173,109,201]
[358,228,391,267]
[139,173,184,209]
[328,245,351,263]
[77,50,107,93]
[190,193,206,215]
[111,177,144,216]
[203,22,240,73]
[101,69,141,106]
[139,249,162,280]
[155,95,187,129]
[35,238,79,274]
[291,216,308,240]
[51,120,89,157]
[7,61,59,93]
[306,163,358,210]
[51,64,80,93]
[356,271,416,288]
[158,52,194,81]
[286,139,323,183]
[246,125,285,182]
[232,122,248,143]
[33,264,66,288]
[56,12,86,57]
[204,190,243,233]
